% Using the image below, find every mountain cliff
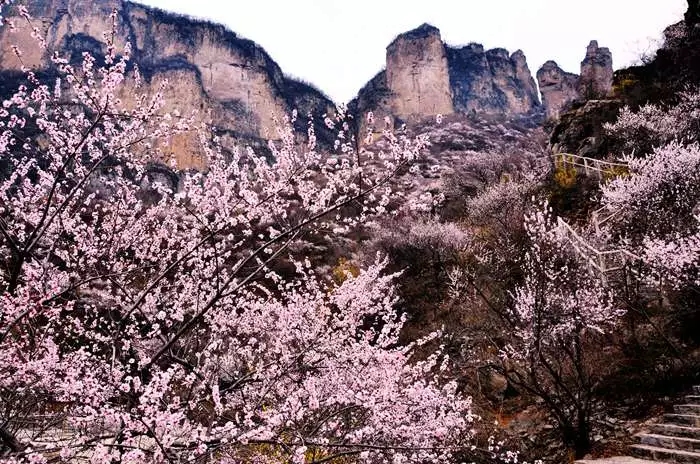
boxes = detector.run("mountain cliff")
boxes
[0,2,618,160]
[548,0,700,159]
[349,23,613,134]
[349,24,543,135]
[536,40,613,120]
[385,24,454,122]
[0,0,335,166]
[447,45,540,117]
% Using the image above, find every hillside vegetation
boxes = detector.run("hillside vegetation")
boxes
[0,2,699,464]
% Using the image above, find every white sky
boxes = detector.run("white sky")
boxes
[137,0,687,103]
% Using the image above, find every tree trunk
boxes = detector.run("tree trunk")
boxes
[561,418,592,460]
[573,423,592,459]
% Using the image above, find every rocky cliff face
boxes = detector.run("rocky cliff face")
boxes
[536,61,580,121]
[0,0,335,166]
[579,40,613,98]
[0,2,619,158]
[385,24,454,121]
[447,45,540,116]
[350,24,542,135]
[536,41,613,120]
[687,0,700,25]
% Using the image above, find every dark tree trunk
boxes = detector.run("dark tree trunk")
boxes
[574,419,592,459]
[561,418,592,460]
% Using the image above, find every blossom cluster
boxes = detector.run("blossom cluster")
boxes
[602,84,700,286]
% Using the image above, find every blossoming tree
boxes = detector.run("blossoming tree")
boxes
[0,6,474,464]
[602,89,700,287]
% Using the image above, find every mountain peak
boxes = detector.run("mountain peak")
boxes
[350,25,542,135]
[388,23,441,49]
[536,40,613,120]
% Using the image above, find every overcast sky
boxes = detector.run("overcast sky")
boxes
[137,1,686,103]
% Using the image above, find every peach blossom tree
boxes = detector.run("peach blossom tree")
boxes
[0,7,474,464]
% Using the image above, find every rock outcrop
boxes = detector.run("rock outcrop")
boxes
[537,41,613,121]
[609,0,700,108]
[0,0,335,166]
[385,24,453,121]
[352,27,614,127]
[579,40,613,99]
[447,44,540,116]
[686,0,700,25]
[537,61,580,121]
[350,70,393,136]
[549,99,623,158]
[350,24,542,135]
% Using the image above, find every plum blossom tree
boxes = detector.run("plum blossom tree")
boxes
[602,141,700,287]
[603,90,700,287]
[499,204,620,459]
[0,7,474,464]
[604,88,700,156]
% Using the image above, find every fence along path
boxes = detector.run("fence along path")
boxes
[553,152,629,178]
[555,216,640,285]
[553,152,630,233]
[551,153,639,283]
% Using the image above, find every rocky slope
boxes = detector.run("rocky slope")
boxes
[610,3,700,108]
[548,0,700,160]
[0,0,335,166]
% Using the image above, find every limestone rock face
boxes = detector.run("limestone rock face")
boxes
[447,45,540,116]
[350,24,542,134]
[536,61,580,120]
[537,41,614,121]
[0,0,334,166]
[385,24,454,121]
[511,50,542,112]
[579,40,613,99]
[0,0,124,71]
[349,70,393,137]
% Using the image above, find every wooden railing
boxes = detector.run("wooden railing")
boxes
[7,415,159,458]
[549,153,636,276]
[556,216,640,284]
[553,153,628,178]
[550,153,630,234]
